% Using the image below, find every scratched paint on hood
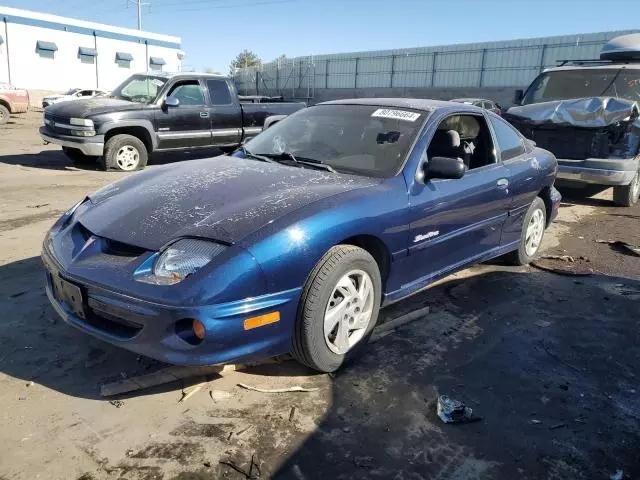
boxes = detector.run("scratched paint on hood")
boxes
[79,156,378,250]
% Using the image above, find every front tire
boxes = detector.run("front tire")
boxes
[101,134,148,172]
[613,169,640,207]
[0,104,9,125]
[506,197,547,266]
[292,245,382,373]
[62,146,98,165]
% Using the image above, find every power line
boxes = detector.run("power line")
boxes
[148,0,297,13]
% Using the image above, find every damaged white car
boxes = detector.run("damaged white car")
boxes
[42,88,108,108]
[506,33,640,206]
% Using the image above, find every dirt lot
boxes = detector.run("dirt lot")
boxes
[1,112,639,480]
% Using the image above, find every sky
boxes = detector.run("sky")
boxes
[3,0,640,73]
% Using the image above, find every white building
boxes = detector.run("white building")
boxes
[0,6,182,91]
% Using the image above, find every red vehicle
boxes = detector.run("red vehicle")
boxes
[0,83,29,125]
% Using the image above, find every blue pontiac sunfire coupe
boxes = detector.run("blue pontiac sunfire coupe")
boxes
[42,98,561,372]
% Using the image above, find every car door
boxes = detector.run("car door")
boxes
[205,78,243,147]
[156,79,211,150]
[403,112,512,286]
[486,113,540,246]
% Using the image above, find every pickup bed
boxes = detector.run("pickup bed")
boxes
[39,73,306,171]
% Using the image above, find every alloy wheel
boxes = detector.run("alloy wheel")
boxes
[323,269,375,355]
[116,145,140,171]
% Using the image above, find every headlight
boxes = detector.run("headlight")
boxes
[70,118,94,127]
[139,239,227,285]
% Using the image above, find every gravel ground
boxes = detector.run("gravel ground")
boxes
[0,111,638,480]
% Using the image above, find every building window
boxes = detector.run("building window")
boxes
[149,56,166,71]
[78,47,97,65]
[36,40,58,59]
[115,52,133,68]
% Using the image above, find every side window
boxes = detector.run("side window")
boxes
[207,79,233,105]
[483,101,494,110]
[167,81,205,106]
[488,115,526,161]
[427,114,496,171]
[79,90,93,97]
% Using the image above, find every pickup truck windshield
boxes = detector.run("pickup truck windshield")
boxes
[111,74,168,104]
[523,68,640,105]
[243,104,424,178]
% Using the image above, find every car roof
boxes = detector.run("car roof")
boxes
[450,98,490,103]
[144,71,228,79]
[544,63,640,73]
[318,97,483,113]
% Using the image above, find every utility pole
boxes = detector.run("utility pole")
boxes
[127,0,150,30]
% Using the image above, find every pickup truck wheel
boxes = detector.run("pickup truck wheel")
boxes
[613,170,640,207]
[506,197,547,266]
[0,104,9,125]
[103,134,148,172]
[292,245,381,373]
[62,147,98,165]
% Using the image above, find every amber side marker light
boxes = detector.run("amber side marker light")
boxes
[193,319,206,340]
[244,311,280,331]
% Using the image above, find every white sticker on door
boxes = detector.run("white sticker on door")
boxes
[371,108,421,122]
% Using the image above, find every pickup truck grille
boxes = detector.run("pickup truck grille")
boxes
[43,113,76,136]
[529,127,600,160]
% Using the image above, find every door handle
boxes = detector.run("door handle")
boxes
[200,112,210,118]
[497,178,509,189]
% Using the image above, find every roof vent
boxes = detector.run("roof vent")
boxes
[600,33,640,61]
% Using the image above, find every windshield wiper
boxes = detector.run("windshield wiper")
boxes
[261,151,337,173]
[237,146,278,164]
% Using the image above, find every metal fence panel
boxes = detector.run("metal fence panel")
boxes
[232,30,640,97]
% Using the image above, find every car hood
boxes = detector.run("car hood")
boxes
[78,156,379,250]
[44,97,148,117]
[505,96,640,128]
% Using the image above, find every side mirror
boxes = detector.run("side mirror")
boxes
[423,156,466,181]
[164,96,180,108]
[263,114,287,130]
[513,89,524,105]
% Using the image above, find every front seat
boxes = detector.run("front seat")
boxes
[427,129,462,160]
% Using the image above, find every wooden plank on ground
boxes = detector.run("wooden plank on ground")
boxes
[100,365,224,397]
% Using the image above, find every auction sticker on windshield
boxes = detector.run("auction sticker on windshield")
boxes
[372,108,421,122]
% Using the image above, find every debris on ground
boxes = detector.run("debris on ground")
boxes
[542,254,575,262]
[25,381,33,387]
[436,395,481,424]
[610,469,624,480]
[370,306,431,342]
[100,365,223,397]
[549,422,566,430]
[178,381,206,403]
[534,320,552,328]
[219,455,261,479]
[237,383,319,393]
[108,400,125,408]
[353,456,374,468]
[531,256,594,276]
[209,389,233,402]
[26,203,50,208]
[289,406,296,422]
[596,239,640,257]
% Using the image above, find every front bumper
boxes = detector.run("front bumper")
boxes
[41,245,299,366]
[556,157,639,186]
[39,126,104,156]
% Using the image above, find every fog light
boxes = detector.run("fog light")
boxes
[192,319,206,340]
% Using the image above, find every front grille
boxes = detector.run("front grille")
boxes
[44,114,76,136]
[104,238,147,257]
[530,127,598,160]
[86,297,143,339]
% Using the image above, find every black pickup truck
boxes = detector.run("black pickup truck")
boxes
[39,73,306,171]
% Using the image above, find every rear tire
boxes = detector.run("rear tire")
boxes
[506,197,547,266]
[101,134,148,172]
[0,104,9,125]
[62,146,98,165]
[613,169,640,207]
[292,245,382,373]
